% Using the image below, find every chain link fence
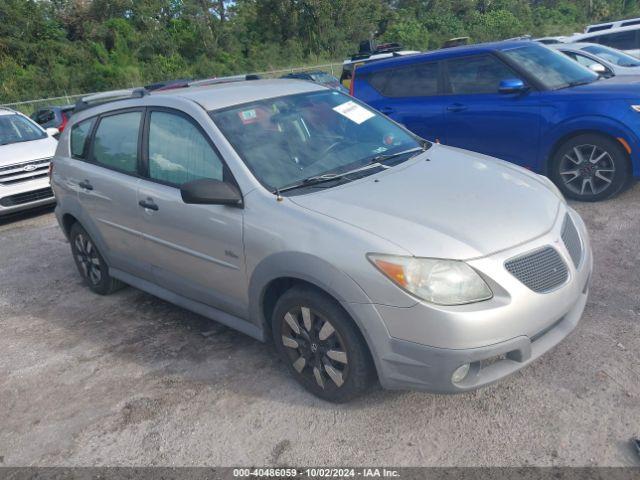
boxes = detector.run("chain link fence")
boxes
[0,62,343,116]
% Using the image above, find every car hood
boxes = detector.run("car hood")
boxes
[290,144,561,260]
[567,75,640,95]
[0,136,57,166]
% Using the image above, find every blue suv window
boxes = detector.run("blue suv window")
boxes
[446,55,517,94]
[369,62,439,97]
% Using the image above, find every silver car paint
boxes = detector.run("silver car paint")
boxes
[0,112,57,215]
[51,80,592,392]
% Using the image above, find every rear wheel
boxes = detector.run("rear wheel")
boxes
[69,223,124,295]
[550,133,630,201]
[272,286,375,402]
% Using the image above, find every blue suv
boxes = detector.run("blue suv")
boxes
[352,41,640,201]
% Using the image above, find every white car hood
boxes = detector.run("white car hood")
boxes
[290,144,561,260]
[0,136,57,166]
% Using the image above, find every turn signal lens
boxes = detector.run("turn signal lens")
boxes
[368,254,493,306]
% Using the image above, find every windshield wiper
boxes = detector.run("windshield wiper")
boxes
[368,146,426,164]
[276,162,390,194]
[274,144,428,195]
[563,79,595,88]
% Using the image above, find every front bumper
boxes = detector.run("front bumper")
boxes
[377,278,589,393]
[350,205,593,393]
[0,178,55,216]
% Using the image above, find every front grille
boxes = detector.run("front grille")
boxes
[561,214,582,268]
[0,187,54,207]
[505,246,568,293]
[0,158,51,185]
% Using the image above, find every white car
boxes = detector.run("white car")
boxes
[570,24,640,58]
[549,42,640,77]
[0,107,58,216]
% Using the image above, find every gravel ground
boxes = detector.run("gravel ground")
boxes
[0,184,639,467]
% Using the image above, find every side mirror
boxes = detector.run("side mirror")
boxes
[589,63,607,75]
[45,127,59,137]
[180,178,243,207]
[498,78,527,94]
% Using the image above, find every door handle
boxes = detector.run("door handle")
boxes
[379,107,395,115]
[446,103,468,112]
[78,180,93,191]
[138,198,159,211]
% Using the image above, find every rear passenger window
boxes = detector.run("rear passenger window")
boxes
[369,62,439,97]
[70,118,95,159]
[597,30,638,50]
[91,112,141,173]
[147,111,223,186]
[446,55,517,94]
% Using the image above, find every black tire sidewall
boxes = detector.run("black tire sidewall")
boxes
[271,286,374,402]
[69,223,115,295]
[550,134,630,202]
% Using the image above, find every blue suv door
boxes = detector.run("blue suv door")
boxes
[442,54,542,169]
[358,60,448,143]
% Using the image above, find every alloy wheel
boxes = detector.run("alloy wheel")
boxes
[74,233,102,285]
[280,306,349,389]
[559,144,616,196]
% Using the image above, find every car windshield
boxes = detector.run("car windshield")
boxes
[582,44,640,67]
[210,90,424,192]
[0,114,46,145]
[502,44,598,90]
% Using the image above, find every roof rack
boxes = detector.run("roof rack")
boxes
[349,41,405,61]
[74,87,148,112]
[187,74,261,88]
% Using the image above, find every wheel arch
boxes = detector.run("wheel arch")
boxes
[541,119,635,175]
[61,212,79,238]
[248,252,382,375]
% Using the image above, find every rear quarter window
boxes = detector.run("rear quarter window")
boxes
[70,118,96,159]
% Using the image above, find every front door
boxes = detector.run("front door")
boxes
[442,54,542,169]
[136,109,248,317]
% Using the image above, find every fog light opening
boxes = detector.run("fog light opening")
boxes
[451,363,471,384]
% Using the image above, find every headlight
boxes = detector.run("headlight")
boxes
[368,254,493,306]
[630,105,640,112]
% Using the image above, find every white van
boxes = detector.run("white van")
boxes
[585,18,640,33]
[571,24,640,57]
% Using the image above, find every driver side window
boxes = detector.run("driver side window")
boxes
[147,111,224,186]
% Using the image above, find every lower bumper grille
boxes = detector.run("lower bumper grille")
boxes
[0,187,54,207]
[505,246,568,293]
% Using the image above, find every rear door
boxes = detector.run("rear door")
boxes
[77,109,149,278]
[135,108,247,317]
[442,54,542,168]
[362,61,447,142]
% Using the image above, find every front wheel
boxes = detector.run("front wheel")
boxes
[272,286,375,402]
[549,134,630,201]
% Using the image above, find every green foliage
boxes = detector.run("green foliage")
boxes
[2,0,639,102]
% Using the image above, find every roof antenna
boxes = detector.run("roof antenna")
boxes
[275,189,283,202]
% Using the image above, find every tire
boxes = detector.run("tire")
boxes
[549,133,631,202]
[69,223,125,295]
[272,286,375,402]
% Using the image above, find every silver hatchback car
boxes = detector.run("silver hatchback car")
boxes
[51,80,593,402]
